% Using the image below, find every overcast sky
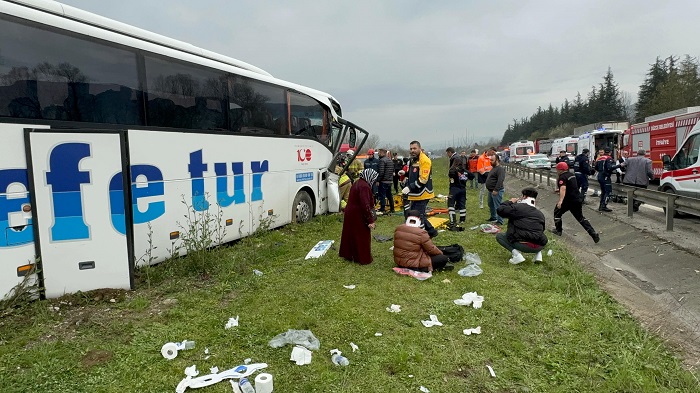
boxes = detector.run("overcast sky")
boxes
[58,0,700,149]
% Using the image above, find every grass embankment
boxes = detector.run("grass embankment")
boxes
[0,157,697,392]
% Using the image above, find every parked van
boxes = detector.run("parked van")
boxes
[660,122,700,199]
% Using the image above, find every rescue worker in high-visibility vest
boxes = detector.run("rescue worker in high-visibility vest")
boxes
[402,140,437,238]
[476,148,494,209]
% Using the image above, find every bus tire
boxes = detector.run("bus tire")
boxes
[293,191,313,223]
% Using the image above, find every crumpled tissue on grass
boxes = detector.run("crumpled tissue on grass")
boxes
[453,292,484,309]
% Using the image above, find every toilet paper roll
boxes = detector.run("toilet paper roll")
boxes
[161,342,179,360]
[254,372,273,393]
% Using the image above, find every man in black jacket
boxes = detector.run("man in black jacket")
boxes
[496,187,548,264]
[392,152,402,194]
[377,148,395,214]
[446,147,467,228]
[552,162,600,243]
[594,147,616,212]
[573,149,592,203]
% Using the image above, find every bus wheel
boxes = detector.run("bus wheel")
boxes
[293,191,313,223]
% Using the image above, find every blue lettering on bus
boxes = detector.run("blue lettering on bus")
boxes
[251,161,268,202]
[108,164,165,234]
[0,145,272,247]
[215,162,245,207]
[130,165,165,224]
[0,168,33,247]
[188,149,209,211]
[46,143,91,241]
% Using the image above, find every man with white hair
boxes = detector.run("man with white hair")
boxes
[620,149,654,212]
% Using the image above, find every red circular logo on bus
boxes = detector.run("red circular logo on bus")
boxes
[305,149,312,161]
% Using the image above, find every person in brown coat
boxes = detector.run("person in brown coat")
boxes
[392,210,450,272]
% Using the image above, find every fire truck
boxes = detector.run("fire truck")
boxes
[623,107,700,179]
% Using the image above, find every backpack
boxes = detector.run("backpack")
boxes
[436,244,464,262]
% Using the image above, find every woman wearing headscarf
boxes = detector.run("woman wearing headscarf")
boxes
[339,168,378,264]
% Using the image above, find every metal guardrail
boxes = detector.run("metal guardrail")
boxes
[504,163,700,231]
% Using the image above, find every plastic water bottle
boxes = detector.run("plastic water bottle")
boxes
[331,353,349,366]
[239,377,256,393]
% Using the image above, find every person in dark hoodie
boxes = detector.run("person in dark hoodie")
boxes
[484,152,505,225]
[496,187,548,264]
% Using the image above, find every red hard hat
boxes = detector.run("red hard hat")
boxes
[556,162,569,171]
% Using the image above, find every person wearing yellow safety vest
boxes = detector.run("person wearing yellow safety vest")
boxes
[338,172,351,210]
[335,156,353,211]
[402,140,437,238]
[476,148,494,209]
[345,149,363,182]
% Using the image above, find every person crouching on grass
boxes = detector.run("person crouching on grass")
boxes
[393,210,451,273]
[495,188,548,264]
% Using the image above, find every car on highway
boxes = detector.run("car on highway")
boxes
[521,154,552,169]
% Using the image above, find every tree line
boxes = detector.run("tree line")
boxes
[500,55,700,146]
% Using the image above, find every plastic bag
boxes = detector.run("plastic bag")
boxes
[479,224,500,234]
[463,252,481,265]
[268,329,320,351]
[457,264,483,277]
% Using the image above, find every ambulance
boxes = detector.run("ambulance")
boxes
[660,121,700,199]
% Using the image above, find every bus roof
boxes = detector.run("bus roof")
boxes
[6,0,343,118]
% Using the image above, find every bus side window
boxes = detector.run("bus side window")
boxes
[144,56,226,130]
[0,15,142,125]
[229,76,285,135]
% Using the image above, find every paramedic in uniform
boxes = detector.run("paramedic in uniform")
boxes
[403,140,438,238]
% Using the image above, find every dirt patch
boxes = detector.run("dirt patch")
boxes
[81,349,113,368]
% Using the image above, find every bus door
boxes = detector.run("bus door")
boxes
[25,130,134,298]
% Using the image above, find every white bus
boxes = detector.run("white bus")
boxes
[0,0,368,299]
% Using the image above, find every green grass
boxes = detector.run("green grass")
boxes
[0,157,697,392]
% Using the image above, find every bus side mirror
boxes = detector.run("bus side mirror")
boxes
[349,128,357,148]
[662,154,671,170]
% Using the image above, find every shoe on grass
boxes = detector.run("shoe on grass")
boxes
[509,252,526,264]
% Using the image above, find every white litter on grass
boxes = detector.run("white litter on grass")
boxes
[210,366,219,374]
[389,246,394,250]
[230,381,242,393]
[185,365,199,377]
[547,250,553,256]
[421,314,443,327]
[253,269,263,276]
[463,326,482,335]
[486,365,496,377]
[419,386,430,392]
[290,345,312,365]
[225,316,239,329]
[244,358,251,364]
[343,285,356,289]
[408,374,414,378]
[204,347,210,360]
[386,304,402,313]
[350,342,359,352]
[375,332,383,337]
[453,292,484,309]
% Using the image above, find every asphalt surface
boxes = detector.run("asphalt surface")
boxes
[503,173,700,363]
